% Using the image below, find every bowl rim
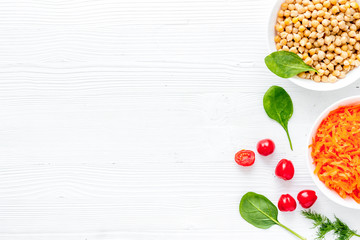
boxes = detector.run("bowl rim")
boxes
[307,95,360,209]
[268,0,360,91]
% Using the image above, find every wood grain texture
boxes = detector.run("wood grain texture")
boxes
[0,0,359,239]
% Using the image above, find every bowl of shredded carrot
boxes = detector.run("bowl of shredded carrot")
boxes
[309,96,360,209]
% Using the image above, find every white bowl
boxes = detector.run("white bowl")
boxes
[268,0,360,91]
[308,96,360,209]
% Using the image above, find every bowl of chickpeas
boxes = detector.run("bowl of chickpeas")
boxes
[268,0,360,91]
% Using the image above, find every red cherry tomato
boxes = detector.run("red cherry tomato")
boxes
[278,194,297,212]
[275,159,295,180]
[297,190,318,208]
[257,139,275,156]
[235,150,255,166]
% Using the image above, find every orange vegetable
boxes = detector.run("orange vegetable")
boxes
[311,104,360,203]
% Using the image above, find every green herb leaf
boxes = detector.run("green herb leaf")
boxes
[302,210,333,239]
[263,86,294,150]
[265,51,318,78]
[333,217,358,240]
[240,192,279,229]
[240,192,306,239]
[302,210,360,240]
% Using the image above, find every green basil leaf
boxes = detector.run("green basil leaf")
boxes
[263,86,293,150]
[240,192,307,239]
[239,192,279,229]
[265,51,317,78]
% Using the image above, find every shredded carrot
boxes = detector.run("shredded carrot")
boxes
[311,104,360,203]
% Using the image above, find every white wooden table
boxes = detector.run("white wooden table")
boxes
[0,0,359,239]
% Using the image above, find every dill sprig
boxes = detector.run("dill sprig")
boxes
[302,210,360,240]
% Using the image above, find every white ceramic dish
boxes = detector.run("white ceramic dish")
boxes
[308,96,360,209]
[268,0,360,91]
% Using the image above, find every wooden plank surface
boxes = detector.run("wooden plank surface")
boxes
[0,0,359,239]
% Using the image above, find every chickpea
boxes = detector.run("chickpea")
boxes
[350,24,357,31]
[282,45,290,51]
[355,42,360,50]
[275,35,281,43]
[317,24,325,32]
[339,71,347,78]
[331,19,338,27]
[309,4,316,11]
[341,51,349,59]
[333,26,340,33]
[332,6,340,14]
[328,75,338,82]
[335,38,342,46]
[349,38,357,45]
[306,42,312,49]
[287,34,294,41]
[335,55,344,63]
[335,47,342,54]
[314,75,321,82]
[293,34,301,42]
[341,36,348,44]
[333,70,341,77]
[318,50,326,60]
[339,5,347,13]
[281,3,288,10]
[326,53,335,60]
[324,12,332,19]
[328,44,335,51]
[284,10,291,17]
[309,32,317,38]
[312,20,320,28]
[324,36,332,45]
[322,19,330,26]
[300,38,308,46]
[322,76,329,82]
[291,10,298,17]
[336,64,343,71]
[285,18,292,26]
[339,20,346,29]
[351,2,359,9]
[318,10,326,17]
[290,47,298,53]
[304,57,313,65]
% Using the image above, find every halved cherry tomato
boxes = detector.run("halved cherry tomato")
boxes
[275,159,295,180]
[278,194,297,212]
[235,150,255,166]
[297,190,317,208]
[257,139,275,156]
